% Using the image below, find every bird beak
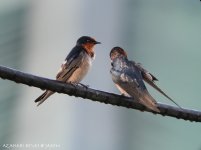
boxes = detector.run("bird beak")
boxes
[94,41,101,44]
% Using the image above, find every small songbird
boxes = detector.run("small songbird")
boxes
[35,36,101,106]
[110,47,181,112]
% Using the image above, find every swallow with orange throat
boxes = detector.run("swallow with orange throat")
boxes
[35,36,101,106]
[110,47,181,112]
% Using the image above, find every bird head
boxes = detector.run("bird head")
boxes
[77,36,101,56]
[110,47,127,61]
[77,36,101,46]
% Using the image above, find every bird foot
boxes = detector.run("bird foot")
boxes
[78,83,89,89]
[69,82,89,89]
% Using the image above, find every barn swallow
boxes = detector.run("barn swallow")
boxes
[34,36,101,106]
[110,47,181,112]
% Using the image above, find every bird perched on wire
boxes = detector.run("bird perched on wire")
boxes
[110,47,181,112]
[35,36,101,106]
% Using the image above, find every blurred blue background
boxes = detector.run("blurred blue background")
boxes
[0,0,201,150]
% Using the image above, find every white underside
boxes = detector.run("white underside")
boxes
[67,55,92,83]
[115,84,131,97]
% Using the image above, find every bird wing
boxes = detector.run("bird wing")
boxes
[135,63,158,81]
[56,47,85,82]
[135,63,182,108]
[111,59,160,112]
[118,71,160,112]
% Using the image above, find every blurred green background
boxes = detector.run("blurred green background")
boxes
[0,0,201,150]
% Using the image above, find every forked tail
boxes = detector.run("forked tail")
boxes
[34,90,54,106]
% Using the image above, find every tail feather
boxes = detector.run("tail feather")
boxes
[35,91,47,102]
[139,91,160,113]
[34,91,54,106]
[144,78,182,109]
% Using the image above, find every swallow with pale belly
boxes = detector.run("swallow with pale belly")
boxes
[110,47,181,112]
[35,36,101,106]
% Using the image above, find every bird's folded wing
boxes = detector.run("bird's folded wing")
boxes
[135,63,158,81]
[117,71,160,112]
[118,70,145,98]
[56,52,84,82]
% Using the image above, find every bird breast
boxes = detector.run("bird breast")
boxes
[68,54,92,83]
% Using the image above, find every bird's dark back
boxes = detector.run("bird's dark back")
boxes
[65,46,86,62]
